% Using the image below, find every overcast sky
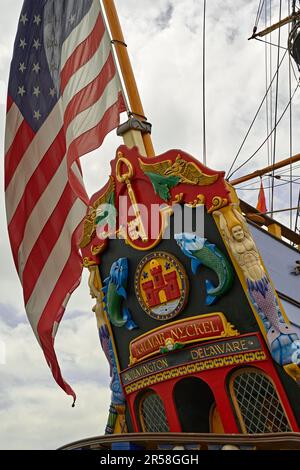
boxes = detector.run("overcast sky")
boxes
[1,0,299,449]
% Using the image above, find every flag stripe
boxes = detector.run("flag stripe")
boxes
[6,102,63,223]
[19,161,84,296]
[67,92,126,161]
[60,0,101,71]
[7,95,13,112]
[25,198,86,335]
[8,128,65,269]
[17,157,68,279]
[66,76,121,148]
[22,185,77,304]
[5,119,35,189]
[37,225,84,401]
[66,92,125,202]
[65,91,125,205]
[62,32,111,109]
[60,13,105,94]
[5,103,24,154]
[71,160,85,185]
[64,52,115,126]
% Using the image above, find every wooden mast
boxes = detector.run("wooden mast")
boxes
[102,0,155,157]
[249,11,300,39]
[229,152,300,186]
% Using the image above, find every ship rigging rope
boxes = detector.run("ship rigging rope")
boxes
[236,173,300,190]
[295,189,300,232]
[228,1,300,187]
[274,162,300,176]
[270,0,282,216]
[276,162,300,173]
[236,176,300,191]
[227,48,288,179]
[289,0,294,229]
[264,0,271,206]
[269,0,273,208]
[202,0,207,165]
[273,172,300,177]
[228,78,300,180]
[235,172,300,189]
[293,0,297,14]
[254,0,266,32]
[254,37,288,50]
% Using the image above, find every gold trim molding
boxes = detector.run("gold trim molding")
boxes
[124,351,267,394]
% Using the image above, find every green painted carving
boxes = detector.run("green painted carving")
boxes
[102,258,138,330]
[144,171,180,201]
[175,233,234,305]
[95,191,115,226]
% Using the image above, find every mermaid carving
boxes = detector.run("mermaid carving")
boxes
[214,206,300,370]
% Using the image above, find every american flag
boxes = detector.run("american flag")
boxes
[5,0,126,403]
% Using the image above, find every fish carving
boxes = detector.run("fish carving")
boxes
[175,233,233,305]
[102,258,138,330]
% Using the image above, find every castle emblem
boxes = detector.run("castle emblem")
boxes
[135,252,189,320]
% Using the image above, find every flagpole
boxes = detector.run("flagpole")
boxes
[102,0,155,157]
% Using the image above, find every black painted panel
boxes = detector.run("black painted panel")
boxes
[99,210,258,371]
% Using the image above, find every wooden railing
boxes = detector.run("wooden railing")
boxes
[59,432,300,450]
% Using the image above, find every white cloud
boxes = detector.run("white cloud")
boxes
[0,80,7,105]
[0,382,111,450]
[0,308,111,450]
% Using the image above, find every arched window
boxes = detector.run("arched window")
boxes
[137,390,169,432]
[229,368,292,433]
[174,377,218,433]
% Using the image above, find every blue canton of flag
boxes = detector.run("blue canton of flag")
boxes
[9,0,93,132]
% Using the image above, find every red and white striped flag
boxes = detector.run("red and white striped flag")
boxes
[5,0,126,403]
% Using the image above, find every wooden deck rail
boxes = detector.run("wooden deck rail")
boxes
[59,432,300,450]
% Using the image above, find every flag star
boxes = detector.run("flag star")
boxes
[19,38,27,49]
[19,62,26,73]
[49,87,56,98]
[20,13,28,25]
[32,62,41,74]
[33,110,41,120]
[33,39,41,50]
[33,14,41,26]
[33,86,41,97]
[69,14,76,25]
[46,37,57,49]
[50,61,58,72]
[17,85,26,97]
